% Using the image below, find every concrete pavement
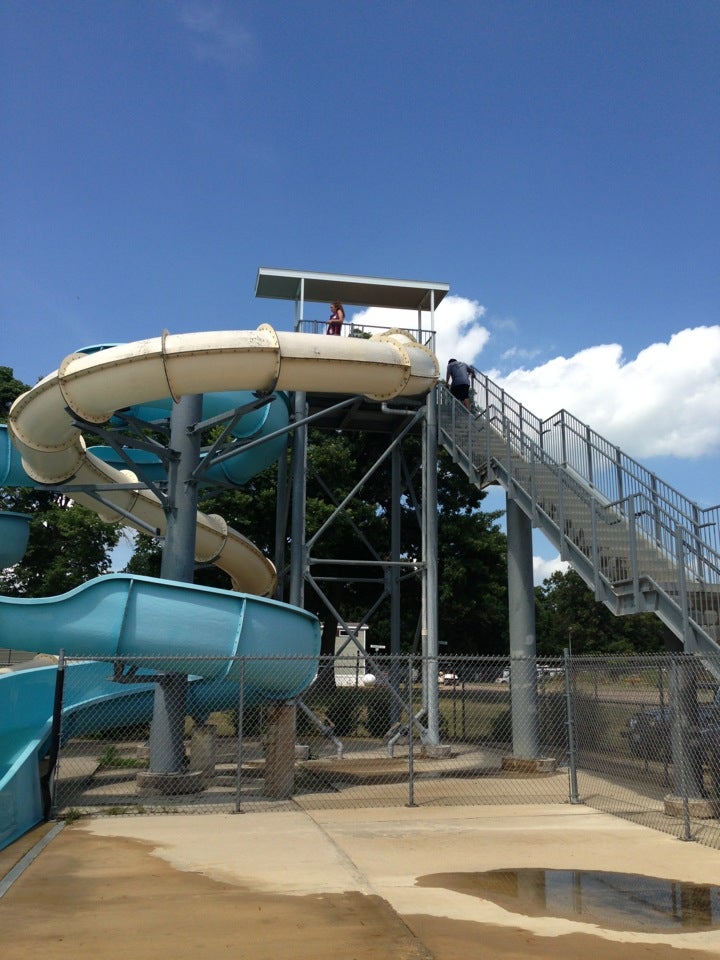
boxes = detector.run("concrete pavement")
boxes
[74,803,720,955]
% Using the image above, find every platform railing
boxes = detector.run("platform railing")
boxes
[295,318,435,350]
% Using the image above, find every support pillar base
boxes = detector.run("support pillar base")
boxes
[501,756,557,774]
[264,702,296,799]
[663,794,720,820]
[136,770,206,795]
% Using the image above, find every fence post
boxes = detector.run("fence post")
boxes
[406,656,416,808]
[668,656,698,841]
[564,648,580,804]
[43,649,66,820]
[234,658,245,814]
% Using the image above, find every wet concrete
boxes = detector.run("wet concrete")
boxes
[417,868,720,933]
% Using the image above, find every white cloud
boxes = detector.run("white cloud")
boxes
[500,345,542,363]
[178,1,256,70]
[349,303,720,463]
[533,555,569,586]
[352,295,490,374]
[490,326,720,459]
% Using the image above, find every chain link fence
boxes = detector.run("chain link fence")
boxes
[48,653,720,849]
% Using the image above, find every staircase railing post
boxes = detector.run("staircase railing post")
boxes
[590,496,600,597]
[675,525,690,645]
[557,474,567,561]
[628,495,640,601]
[585,424,594,486]
[614,445,624,503]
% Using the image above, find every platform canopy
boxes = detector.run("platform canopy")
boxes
[255,268,449,312]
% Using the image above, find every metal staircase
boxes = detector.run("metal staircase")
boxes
[437,377,720,660]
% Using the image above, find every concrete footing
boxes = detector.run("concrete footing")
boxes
[501,756,557,774]
[189,724,217,777]
[135,770,206,795]
[421,744,452,759]
[663,794,720,820]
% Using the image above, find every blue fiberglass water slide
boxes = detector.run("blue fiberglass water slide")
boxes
[89,389,292,487]
[0,573,319,690]
[0,387,317,849]
[0,574,318,849]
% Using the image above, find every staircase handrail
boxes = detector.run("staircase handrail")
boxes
[472,372,720,570]
[438,379,720,657]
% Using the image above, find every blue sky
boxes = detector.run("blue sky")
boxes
[2,1,719,580]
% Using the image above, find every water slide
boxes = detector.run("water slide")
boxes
[0,324,438,847]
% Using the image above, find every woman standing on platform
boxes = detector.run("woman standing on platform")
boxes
[326,301,345,335]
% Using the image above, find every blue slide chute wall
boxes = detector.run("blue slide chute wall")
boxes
[0,574,320,691]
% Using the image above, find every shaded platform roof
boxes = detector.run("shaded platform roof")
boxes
[306,392,425,434]
[255,268,449,311]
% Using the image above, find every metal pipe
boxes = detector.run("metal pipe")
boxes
[424,388,440,745]
[289,391,308,608]
[274,448,289,601]
[296,699,344,759]
[150,394,203,774]
[390,443,402,723]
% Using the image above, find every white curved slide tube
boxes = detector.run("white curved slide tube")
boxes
[9,326,438,595]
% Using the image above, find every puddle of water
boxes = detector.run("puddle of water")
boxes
[416,869,720,932]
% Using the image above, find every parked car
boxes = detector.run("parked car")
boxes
[624,707,673,762]
[537,664,564,679]
[494,665,564,684]
[441,672,459,686]
[624,689,720,763]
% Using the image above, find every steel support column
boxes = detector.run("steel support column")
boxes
[424,388,440,745]
[150,393,203,774]
[506,494,540,758]
[289,391,308,608]
[272,387,306,797]
[274,445,289,601]
[390,442,402,722]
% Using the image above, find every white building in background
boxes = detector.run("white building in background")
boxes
[334,623,368,687]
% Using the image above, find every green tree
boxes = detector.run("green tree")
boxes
[300,433,508,659]
[535,568,665,655]
[0,366,29,415]
[436,454,507,656]
[123,529,162,578]
[0,366,121,597]
[299,430,404,659]
[0,488,120,597]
